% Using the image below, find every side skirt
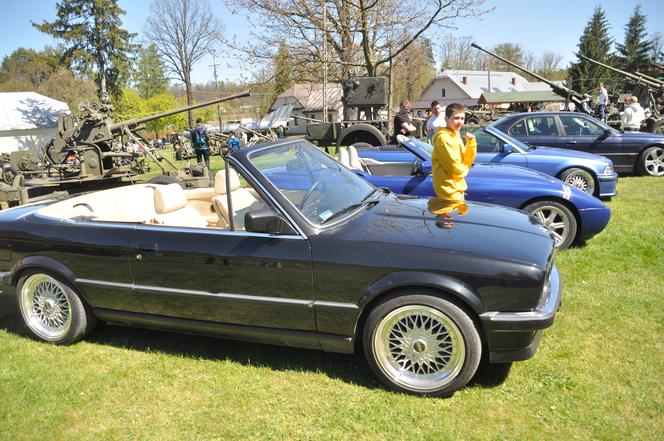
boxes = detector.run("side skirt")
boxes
[94,308,354,354]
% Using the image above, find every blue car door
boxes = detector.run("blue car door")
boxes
[557,114,629,170]
[508,115,564,149]
[473,129,527,168]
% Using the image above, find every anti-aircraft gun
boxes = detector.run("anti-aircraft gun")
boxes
[1,90,250,206]
[578,55,664,133]
[305,76,410,149]
[471,43,585,110]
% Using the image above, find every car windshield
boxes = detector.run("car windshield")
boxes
[248,141,378,225]
[401,137,434,159]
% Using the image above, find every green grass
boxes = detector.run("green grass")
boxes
[0,177,663,440]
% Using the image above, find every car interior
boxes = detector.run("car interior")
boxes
[37,169,269,231]
[337,146,416,176]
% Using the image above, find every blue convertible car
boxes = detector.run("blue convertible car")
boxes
[472,125,617,198]
[344,138,610,249]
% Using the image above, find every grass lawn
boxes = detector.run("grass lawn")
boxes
[0,175,662,440]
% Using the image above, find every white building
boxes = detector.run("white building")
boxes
[270,83,343,134]
[413,70,553,114]
[0,92,70,154]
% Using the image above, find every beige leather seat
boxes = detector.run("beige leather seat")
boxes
[212,169,263,230]
[337,147,350,168]
[153,183,208,228]
[348,145,369,173]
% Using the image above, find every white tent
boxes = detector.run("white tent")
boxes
[0,92,70,154]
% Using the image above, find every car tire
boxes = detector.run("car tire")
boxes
[363,292,481,397]
[523,200,577,249]
[637,146,664,177]
[17,271,97,344]
[559,168,596,196]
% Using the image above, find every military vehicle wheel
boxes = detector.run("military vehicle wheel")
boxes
[638,146,664,176]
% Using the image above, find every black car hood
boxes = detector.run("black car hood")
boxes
[333,193,555,270]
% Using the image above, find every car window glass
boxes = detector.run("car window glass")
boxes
[508,120,527,136]
[559,115,605,136]
[473,130,504,153]
[525,116,557,136]
[249,142,375,225]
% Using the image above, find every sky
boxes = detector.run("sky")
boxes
[0,0,662,86]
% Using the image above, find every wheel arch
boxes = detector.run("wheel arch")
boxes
[556,165,599,196]
[336,124,386,148]
[352,271,486,353]
[11,255,78,290]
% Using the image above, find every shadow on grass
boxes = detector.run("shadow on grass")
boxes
[0,293,509,394]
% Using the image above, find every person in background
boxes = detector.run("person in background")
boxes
[580,93,593,115]
[227,131,241,152]
[426,100,446,142]
[431,103,477,201]
[597,82,608,122]
[240,130,248,146]
[191,117,210,169]
[621,96,646,132]
[393,99,416,141]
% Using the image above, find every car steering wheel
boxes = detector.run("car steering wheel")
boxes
[299,179,327,211]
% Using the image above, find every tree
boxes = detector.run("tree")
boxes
[614,5,654,74]
[144,0,222,127]
[272,41,294,104]
[37,67,98,110]
[145,93,187,135]
[224,0,488,80]
[0,47,60,88]
[487,43,524,71]
[33,0,136,99]
[536,51,564,78]
[393,37,435,102]
[568,6,614,93]
[439,36,488,71]
[134,44,169,99]
[651,32,664,64]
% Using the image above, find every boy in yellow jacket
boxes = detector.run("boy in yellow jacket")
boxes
[432,103,477,201]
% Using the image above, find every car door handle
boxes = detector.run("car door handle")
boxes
[566,141,577,144]
[135,242,158,259]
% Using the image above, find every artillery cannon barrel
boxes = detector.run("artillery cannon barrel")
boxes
[635,71,664,87]
[110,90,251,132]
[578,55,662,89]
[653,62,664,72]
[471,43,584,106]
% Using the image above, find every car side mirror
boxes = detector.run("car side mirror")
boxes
[245,208,297,235]
[502,143,514,154]
[603,128,611,136]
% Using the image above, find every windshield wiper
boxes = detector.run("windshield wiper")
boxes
[321,189,382,224]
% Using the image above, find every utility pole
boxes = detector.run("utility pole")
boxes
[209,50,224,132]
[322,2,328,123]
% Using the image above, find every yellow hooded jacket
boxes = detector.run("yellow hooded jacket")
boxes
[431,127,477,201]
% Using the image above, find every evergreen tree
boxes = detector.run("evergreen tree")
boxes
[568,6,614,93]
[33,0,136,99]
[134,44,169,99]
[614,5,654,74]
[272,41,293,104]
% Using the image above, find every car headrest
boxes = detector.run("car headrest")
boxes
[214,169,241,195]
[154,183,187,214]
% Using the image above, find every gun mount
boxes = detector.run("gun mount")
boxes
[471,43,585,109]
[578,55,664,133]
[1,90,250,206]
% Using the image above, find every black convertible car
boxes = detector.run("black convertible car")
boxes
[0,140,561,396]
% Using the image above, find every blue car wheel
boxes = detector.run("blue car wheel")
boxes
[560,168,596,196]
[523,200,578,249]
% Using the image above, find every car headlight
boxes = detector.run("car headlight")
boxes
[602,164,613,175]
